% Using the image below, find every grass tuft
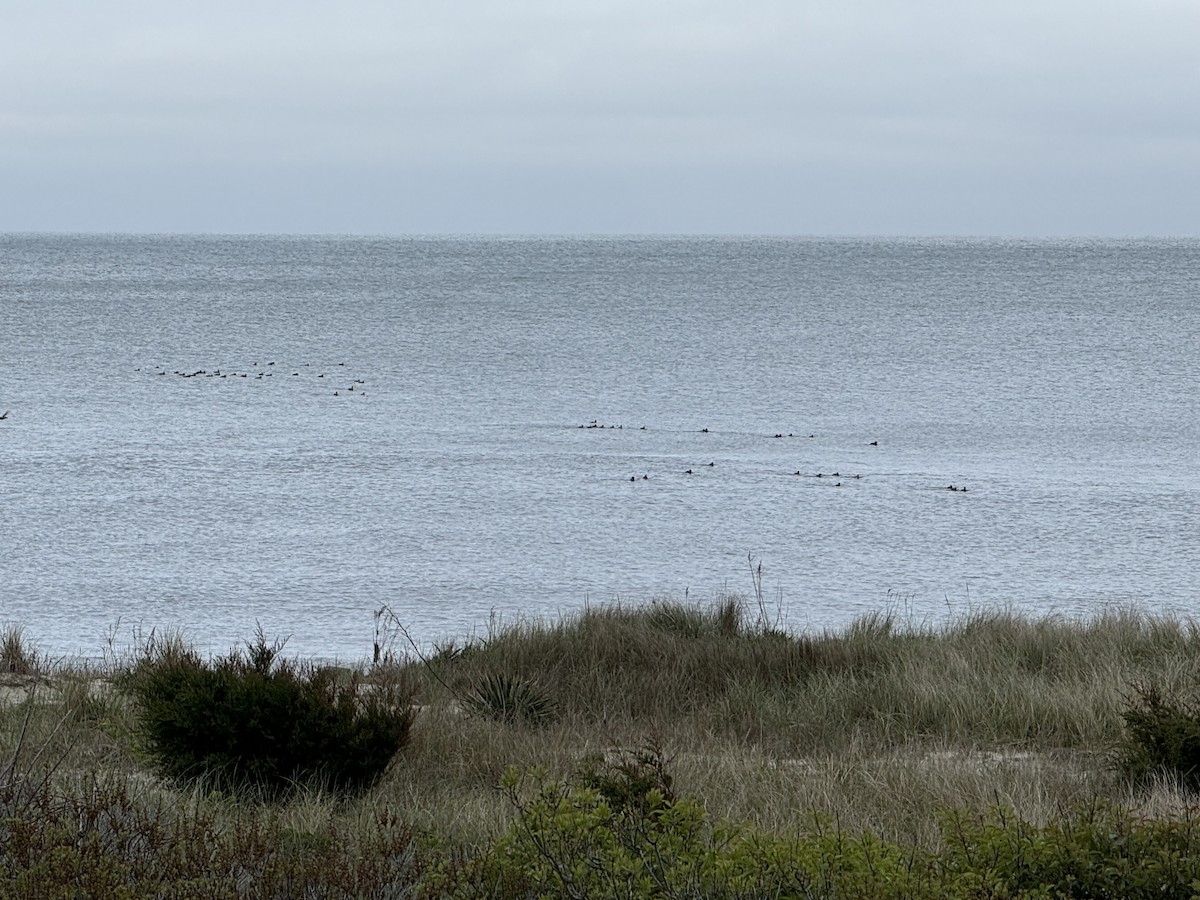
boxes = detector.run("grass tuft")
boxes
[1,624,39,676]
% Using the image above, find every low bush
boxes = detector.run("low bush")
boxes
[939,802,1200,900]
[426,759,1200,899]
[120,632,415,798]
[1116,682,1200,791]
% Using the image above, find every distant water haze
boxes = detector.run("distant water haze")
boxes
[2,235,1198,661]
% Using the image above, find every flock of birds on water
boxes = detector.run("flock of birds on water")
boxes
[135,362,368,397]
[3,375,971,495]
[579,420,969,493]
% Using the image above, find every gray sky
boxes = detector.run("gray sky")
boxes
[3,1,1198,234]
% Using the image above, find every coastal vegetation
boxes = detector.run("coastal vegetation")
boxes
[120,629,415,798]
[5,602,1200,896]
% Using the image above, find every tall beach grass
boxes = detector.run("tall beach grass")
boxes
[377,598,1200,843]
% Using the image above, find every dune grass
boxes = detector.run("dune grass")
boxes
[369,598,1200,845]
[413,598,1199,753]
[5,600,1200,895]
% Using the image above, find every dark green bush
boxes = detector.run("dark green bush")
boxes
[121,633,415,798]
[1117,683,1200,790]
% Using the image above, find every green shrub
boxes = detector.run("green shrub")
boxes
[938,802,1200,899]
[434,766,931,899]
[121,632,415,798]
[1117,683,1200,790]
[426,758,1200,899]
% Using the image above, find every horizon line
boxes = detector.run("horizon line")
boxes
[3,230,1197,241]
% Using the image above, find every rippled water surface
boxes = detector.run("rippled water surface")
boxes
[2,235,1198,660]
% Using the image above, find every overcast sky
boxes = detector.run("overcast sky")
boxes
[3,1,1198,234]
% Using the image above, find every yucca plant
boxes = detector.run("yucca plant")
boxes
[464,673,556,726]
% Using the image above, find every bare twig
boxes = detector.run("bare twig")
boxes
[374,604,467,706]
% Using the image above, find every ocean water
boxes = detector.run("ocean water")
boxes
[2,235,1198,662]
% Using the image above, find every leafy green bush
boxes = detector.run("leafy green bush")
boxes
[939,802,1200,899]
[121,632,415,797]
[1117,683,1200,790]
[425,759,1200,899]
[431,766,931,899]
